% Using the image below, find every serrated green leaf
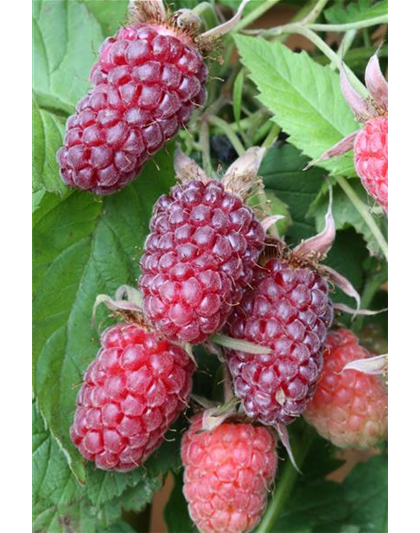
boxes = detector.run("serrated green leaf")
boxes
[32,0,104,195]
[33,145,176,484]
[32,0,104,106]
[82,0,129,36]
[308,181,387,257]
[259,145,324,243]
[85,435,179,507]
[272,443,387,533]
[33,402,83,509]
[325,0,388,25]
[235,35,359,176]
[32,499,97,533]
[33,94,67,195]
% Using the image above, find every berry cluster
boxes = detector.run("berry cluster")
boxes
[63,7,388,531]
[57,19,207,194]
[226,258,333,426]
[182,415,278,533]
[140,179,265,343]
[71,322,194,471]
[304,329,388,449]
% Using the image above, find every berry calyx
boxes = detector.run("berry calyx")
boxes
[181,414,278,533]
[304,329,388,449]
[70,322,194,471]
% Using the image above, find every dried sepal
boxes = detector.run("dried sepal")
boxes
[323,266,361,311]
[334,302,387,317]
[365,52,388,111]
[261,214,285,232]
[174,148,209,184]
[92,285,144,328]
[342,353,388,377]
[129,0,167,23]
[222,146,265,199]
[171,9,202,35]
[275,423,301,473]
[210,333,271,355]
[340,66,375,121]
[199,0,251,40]
[304,131,357,171]
[293,185,335,261]
[201,398,241,432]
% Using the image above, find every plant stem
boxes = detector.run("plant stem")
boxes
[308,15,388,32]
[331,29,357,69]
[275,25,369,96]
[200,121,212,176]
[262,123,281,149]
[255,426,315,533]
[335,176,388,261]
[299,0,330,25]
[207,116,246,155]
[234,0,283,32]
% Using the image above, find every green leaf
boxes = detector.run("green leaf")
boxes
[99,521,138,533]
[33,94,67,195]
[33,402,83,510]
[235,35,359,176]
[33,144,176,484]
[169,0,201,9]
[32,0,106,194]
[32,0,104,106]
[82,0,129,36]
[308,181,387,257]
[33,402,96,533]
[272,442,387,533]
[259,144,324,243]
[325,0,388,24]
[33,190,46,213]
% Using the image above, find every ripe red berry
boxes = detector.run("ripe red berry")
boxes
[354,116,388,212]
[182,415,278,533]
[70,322,194,471]
[139,179,265,344]
[304,329,388,448]
[57,23,207,195]
[226,258,333,426]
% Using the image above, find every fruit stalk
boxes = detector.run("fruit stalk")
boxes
[255,425,315,533]
[336,175,388,260]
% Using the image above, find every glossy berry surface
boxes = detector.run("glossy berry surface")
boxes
[57,23,207,195]
[304,329,388,449]
[354,116,388,212]
[139,180,265,344]
[226,258,333,426]
[182,416,278,533]
[70,322,194,471]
